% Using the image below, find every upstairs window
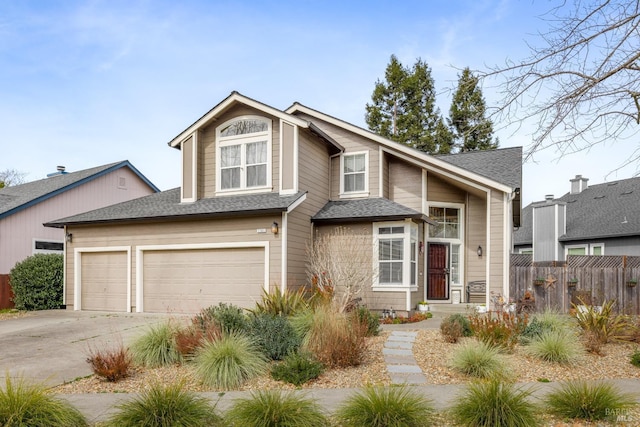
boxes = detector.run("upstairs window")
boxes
[341,152,368,196]
[216,116,271,192]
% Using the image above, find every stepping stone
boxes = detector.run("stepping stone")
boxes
[387,335,415,343]
[385,341,413,350]
[387,364,422,374]
[390,373,428,384]
[384,355,417,364]
[390,331,418,337]
[383,348,413,356]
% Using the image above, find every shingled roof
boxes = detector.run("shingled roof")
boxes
[436,147,522,190]
[0,161,159,220]
[312,198,436,224]
[45,189,307,228]
[514,176,640,245]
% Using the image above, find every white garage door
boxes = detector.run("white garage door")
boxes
[80,251,128,311]
[142,247,265,313]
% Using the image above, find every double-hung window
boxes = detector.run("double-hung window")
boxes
[341,152,368,196]
[216,116,271,193]
[374,222,418,289]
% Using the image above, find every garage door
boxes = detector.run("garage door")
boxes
[142,247,265,313]
[80,251,128,311]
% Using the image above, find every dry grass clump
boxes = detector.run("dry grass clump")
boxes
[86,343,132,382]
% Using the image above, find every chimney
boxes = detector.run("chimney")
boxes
[570,175,589,194]
[545,194,554,202]
[46,165,68,178]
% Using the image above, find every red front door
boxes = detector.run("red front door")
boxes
[427,243,449,300]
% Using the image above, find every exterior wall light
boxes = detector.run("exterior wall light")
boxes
[66,233,73,243]
[271,222,279,235]
[477,245,482,257]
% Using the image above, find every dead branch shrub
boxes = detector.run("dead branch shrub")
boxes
[440,314,473,343]
[304,305,368,368]
[469,311,529,352]
[175,322,222,359]
[86,343,132,382]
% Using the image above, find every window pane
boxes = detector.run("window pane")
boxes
[568,247,586,255]
[392,226,404,234]
[429,223,444,238]
[390,262,403,282]
[411,241,416,262]
[221,145,241,167]
[220,119,268,137]
[445,223,459,239]
[379,263,391,283]
[390,239,403,260]
[592,246,602,255]
[246,164,266,187]
[344,174,356,192]
[353,173,365,192]
[353,154,366,172]
[221,168,240,189]
[379,240,391,260]
[429,207,444,221]
[451,244,460,284]
[246,141,267,164]
[410,262,416,285]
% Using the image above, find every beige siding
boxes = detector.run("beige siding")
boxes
[388,159,422,211]
[427,173,466,203]
[294,113,380,199]
[182,136,194,200]
[286,129,331,287]
[65,216,281,311]
[198,105,281,198]
[281,122,295,192]
[0,168,155,274]
[381,151,389,199]
[465,193,487,284]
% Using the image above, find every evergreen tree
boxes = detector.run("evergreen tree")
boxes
[449,67,497,152]
[366,55,451,154]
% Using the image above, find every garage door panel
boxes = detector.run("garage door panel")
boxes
[81,252,127,311]
[143,247,264,313]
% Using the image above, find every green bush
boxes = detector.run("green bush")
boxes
[194,333,268,390]
[526,330,583,364]
[250,287,310,316]
[574,299,628,345]
[545,380,636,421]
[104,381,223,427]
[520,312,570,345]
[195,303,248,335]
[225,389,328,427]
[450,378,539,427]
[247,313,301,360]
[0,376,88,427]
[354,306,380,337]
[129,321,182,367]
[631,348,640,368]
[449,340,505,378]
[9,253,63,310]
[335,385,435,427]
[440,313,473,343]
[270,352,324,386]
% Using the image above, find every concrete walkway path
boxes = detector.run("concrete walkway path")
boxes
[384,331,428,384]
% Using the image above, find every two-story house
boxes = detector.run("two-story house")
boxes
[46,92,521,314]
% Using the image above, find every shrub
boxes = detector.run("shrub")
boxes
[545,380,636,421]
[450,378,539,427]
[129,321,182,367]
[225,389,328,427]
[270,352,324,386]
[354,306,380,336]
[247,313,301,360]
[104,380,223,427]
[9,253,63,310]
[574,299,628,347]
[469,311,529,352]
[631,348,640,368]
[520,310,570,344]
[250,287,310,316]
[440,313,473,343]
[335,385,435,427]
[449,340,505,378]
[195,303,248,335]
[0,376,88,427]
[303,305,368,368]
[86,343,132,382]
[527,329,583,364]
[194,333,268,390]
[289,307,315,343]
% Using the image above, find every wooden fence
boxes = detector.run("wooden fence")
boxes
[510,254,640,315]
[0,274,14,310]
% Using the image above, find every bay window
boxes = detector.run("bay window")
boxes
[374,222,418,288]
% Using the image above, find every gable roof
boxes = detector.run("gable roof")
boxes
[514,176,640,245]
[0,161,159,221]
[167,91,343,154]
[312,198,436,225]
[435,147,522,190]
[286,102,521,193]
[45,189,307,228]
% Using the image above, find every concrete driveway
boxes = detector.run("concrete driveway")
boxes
[0,310,175,389]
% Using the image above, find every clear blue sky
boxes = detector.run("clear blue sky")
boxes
[2,0,635,205]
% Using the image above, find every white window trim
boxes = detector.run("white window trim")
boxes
[339,151,369,198]
[565,244,588,257]
[373,220,418,291]
[215,115,273,195]
[426,203,465,287]
[590,243,605,255]
[33,238,64,254]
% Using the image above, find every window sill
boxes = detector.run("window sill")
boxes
[373,285,418,292]
[339,191,369,199]
[215,187,272,196]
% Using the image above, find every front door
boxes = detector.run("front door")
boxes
[427,243,449,300]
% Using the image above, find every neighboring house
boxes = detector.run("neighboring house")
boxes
[46,92,521,314]
[514,174,640,261]
[0,161,159,275]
